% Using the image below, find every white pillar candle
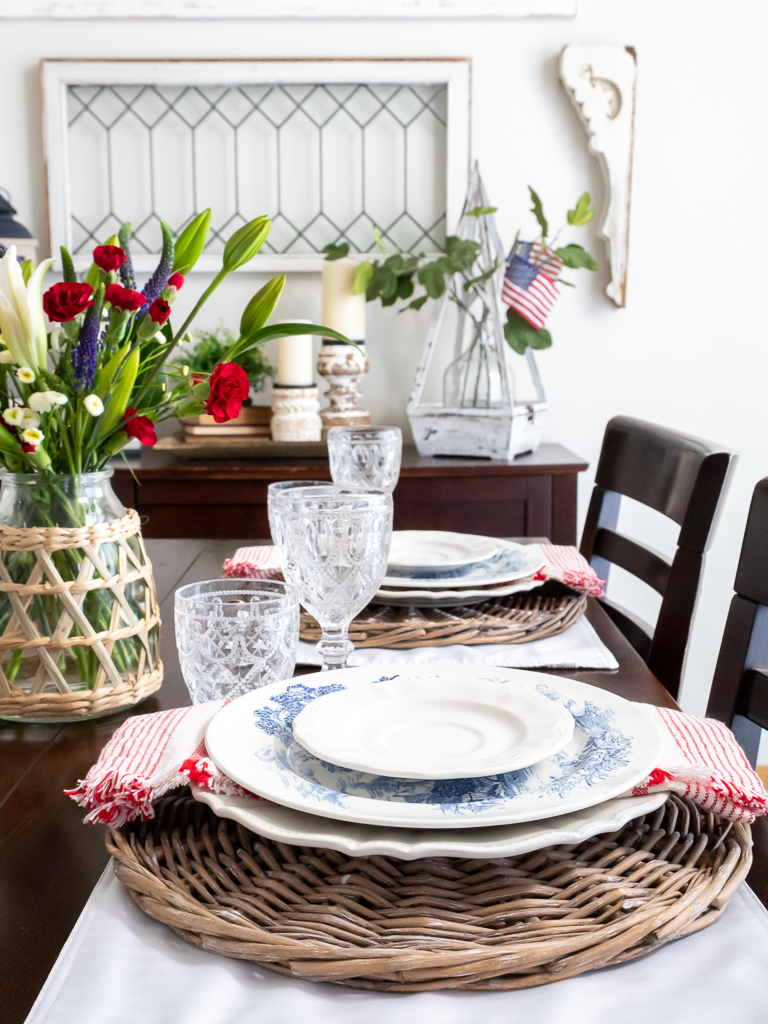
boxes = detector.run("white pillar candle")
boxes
[322,258,366,341]
[276,320,314,387]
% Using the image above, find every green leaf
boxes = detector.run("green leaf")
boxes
[463,262,500,291]
[528,187,548,241]
[367,264,398,301]
[396,273,414,300]
[398,295,429,313]
[418,260,448,300]
[503,308,552,354]
[352,261,374,295]
[173,209,212,275]
[465,205,498,218]
[20,260,35,285]
[566,192,594,227]
[322,242,350,261]
[555,243,598,271]
[224,322,357,362]
[372,225,387,254]
[443,236,482,272]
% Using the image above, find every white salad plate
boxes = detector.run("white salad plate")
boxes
[191,785,667,861]
[388,530,499,570]
[382,539,545,589]
[373,576,541,608]
[205,666,664,830]
[291,676,574,779]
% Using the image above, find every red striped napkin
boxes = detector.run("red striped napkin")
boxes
[222,545,282,580]
[67,701,767,827]
[222,543,606,598]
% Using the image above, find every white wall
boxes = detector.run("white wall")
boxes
[2,0,767,722]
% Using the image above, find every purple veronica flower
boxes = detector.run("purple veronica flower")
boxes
[73,299,101,391]
[138,221,174,316]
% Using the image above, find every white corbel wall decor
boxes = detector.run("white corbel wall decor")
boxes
[559,44,637,307]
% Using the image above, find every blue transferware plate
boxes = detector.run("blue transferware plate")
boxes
[205,666,663,830]
[383,540,545,588]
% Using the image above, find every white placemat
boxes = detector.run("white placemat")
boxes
[297,615,619,670]
[25,867,768,1024]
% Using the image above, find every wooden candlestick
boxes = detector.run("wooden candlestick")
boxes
[270,385,322,442]
[316,342,370,440]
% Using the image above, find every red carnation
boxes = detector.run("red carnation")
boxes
[148,298,171,325]
[205,362,250,423]
[168,272,184,290]
[121,408,157,446]
[104,283,145,312]
[93,245,126,273]
[43,281,94,323]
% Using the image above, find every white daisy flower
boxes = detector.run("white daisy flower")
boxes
[20,428,44,447]
[28,390,68,413]
[16,366,35,384]
[19,409,40,429]
[3,406,24,426]
[83,394,104,417]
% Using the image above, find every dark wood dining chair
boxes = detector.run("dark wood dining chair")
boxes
[580,416,735,700]
[707,478,768,767]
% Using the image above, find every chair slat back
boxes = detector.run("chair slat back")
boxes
[707,478,768,766]
[581,416,735,699]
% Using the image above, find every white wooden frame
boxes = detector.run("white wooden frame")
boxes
[6,1,575,18]
[42,58,471,273]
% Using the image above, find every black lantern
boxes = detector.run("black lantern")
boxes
[0,190,38,262]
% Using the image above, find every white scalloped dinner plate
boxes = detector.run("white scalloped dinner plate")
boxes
[388,531,499,569]
[373,577,541,608]
[191,786,667,861]
[292,676,575,779]
[382,539,545,589]
[205,667,664,829]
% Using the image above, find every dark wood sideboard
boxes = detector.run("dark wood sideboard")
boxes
[111,443,588,544]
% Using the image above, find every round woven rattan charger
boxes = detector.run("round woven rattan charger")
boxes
[110,789,751,992]
[299,583,587,650]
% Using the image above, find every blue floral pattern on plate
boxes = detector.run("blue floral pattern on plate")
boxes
[205,668,663,829]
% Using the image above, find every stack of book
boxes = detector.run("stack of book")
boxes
[181,406,272,442]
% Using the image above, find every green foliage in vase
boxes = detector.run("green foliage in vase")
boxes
[322,189,599,356]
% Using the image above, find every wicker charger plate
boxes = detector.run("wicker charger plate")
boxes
[299,583,587,649]
[110,789,751,992]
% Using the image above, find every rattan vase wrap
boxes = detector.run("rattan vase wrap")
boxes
[0,506,162,720]
[111,790,752,992]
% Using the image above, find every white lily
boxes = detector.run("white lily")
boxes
[0,247,55,370]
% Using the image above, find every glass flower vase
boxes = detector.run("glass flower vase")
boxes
[0,469,162,722]
[442,317,505,409]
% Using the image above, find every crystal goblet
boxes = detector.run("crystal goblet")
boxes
[267,479,327,547]
[327,426,403,493]
[174,579,299,702]
[275,487,393,670]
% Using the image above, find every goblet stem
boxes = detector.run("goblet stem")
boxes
[317,626,354,671]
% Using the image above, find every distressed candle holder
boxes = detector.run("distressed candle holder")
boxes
[270,385,322,442]
[317,341,370,440]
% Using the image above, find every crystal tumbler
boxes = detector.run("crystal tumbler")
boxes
[275,487,393,670]
[327,426,403,493]
[174,579,299,702]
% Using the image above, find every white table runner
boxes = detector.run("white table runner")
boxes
[26,867,768,1024]
[297,615,619,670]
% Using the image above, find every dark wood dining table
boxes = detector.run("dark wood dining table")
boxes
[1,537,766,1024]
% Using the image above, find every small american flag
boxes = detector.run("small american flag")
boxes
[501,240,563,330]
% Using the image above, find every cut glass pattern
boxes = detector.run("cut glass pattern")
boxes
[66,82,448,258]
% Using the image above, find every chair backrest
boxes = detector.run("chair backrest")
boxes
[580,416,735,699]
[707,478,768,767]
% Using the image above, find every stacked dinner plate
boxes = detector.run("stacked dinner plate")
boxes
[374,530,546,607]
[194,664,666,860]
